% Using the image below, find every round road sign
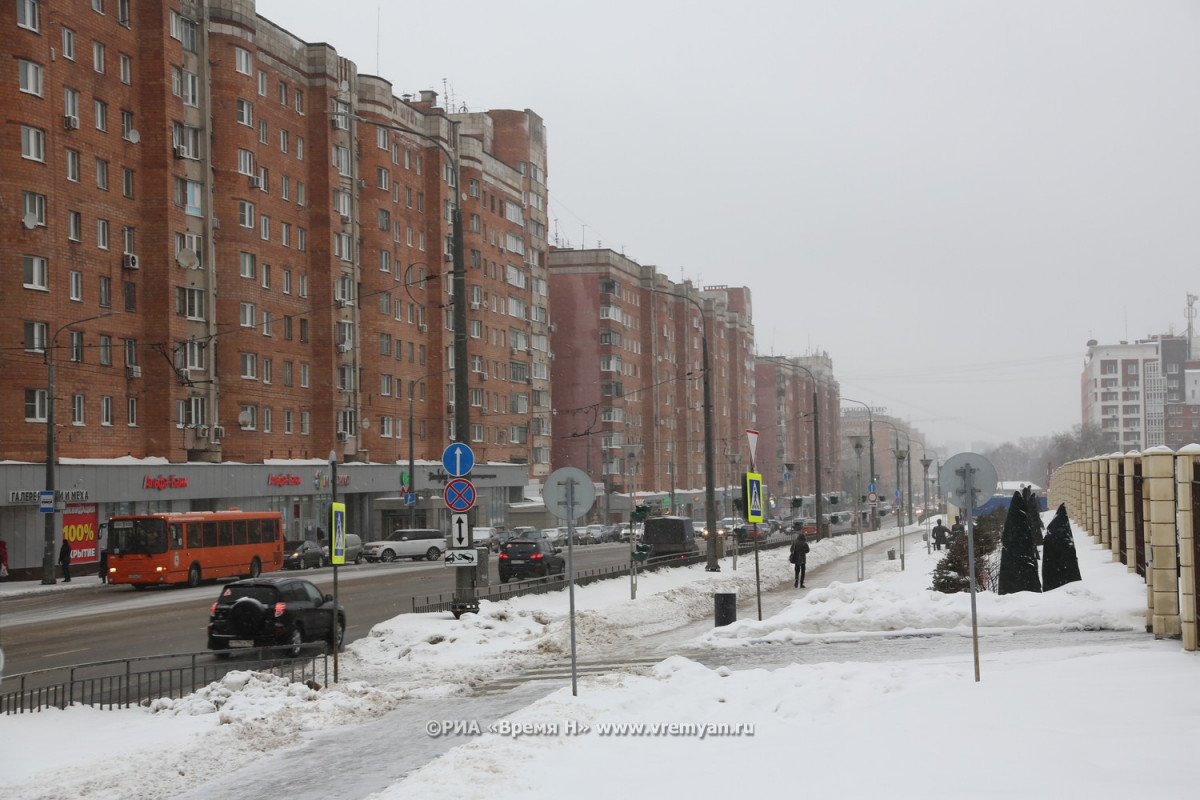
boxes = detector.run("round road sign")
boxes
[939,452,998,511]
[444,478,477,512]
[543,466,596,521]
[867,491,878,504]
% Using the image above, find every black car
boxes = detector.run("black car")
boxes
[497,538,566,583]
[207,576,345,656]
[283,540,326,570]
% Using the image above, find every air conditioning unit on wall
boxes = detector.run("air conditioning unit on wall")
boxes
[122,253,139,270]
[337,431,348,442]
[211,426,226,440]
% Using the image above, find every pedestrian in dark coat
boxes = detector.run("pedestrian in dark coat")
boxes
[98,547,108,583]
[59,538,72,582]
[789,535,810,588]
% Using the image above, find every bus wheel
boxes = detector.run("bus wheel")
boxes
[131,583,147,591]
[249,557,262,578]
[187,565,201,588]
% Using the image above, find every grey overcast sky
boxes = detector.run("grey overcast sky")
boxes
[258,0,1200,451]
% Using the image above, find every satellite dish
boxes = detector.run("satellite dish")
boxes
[22,212,39,230]
[128,129,140,143]
[176,248,200,269]
[361,417,370,429]
[237,410,252,427]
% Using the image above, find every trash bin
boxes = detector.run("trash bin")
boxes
[714,592,737,627]
[887,549,896,560]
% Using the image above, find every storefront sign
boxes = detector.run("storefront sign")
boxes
[143,474,189,490]
[8,489,91,504]
[62,503,99,563]
[313,470,350,489]
[268,473,303,487]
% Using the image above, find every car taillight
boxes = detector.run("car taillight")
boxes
[210,602,218,614]
[530,553,543,559]
[274,602,286,617]
[498,552,508,560]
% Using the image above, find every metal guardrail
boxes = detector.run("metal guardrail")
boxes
[411,534,793,613]
[1,646,329,715]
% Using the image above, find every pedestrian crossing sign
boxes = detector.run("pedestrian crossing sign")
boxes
[744,471,764,523]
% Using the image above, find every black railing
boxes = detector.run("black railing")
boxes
[2,645,328,715]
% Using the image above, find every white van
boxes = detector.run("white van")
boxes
[362,529,445,562]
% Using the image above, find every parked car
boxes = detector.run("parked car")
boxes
[283,540,326,570]
[337,533,363,564]
[206,576,345,656]
[497,538,566,583]
[362,529,445,562]
[641,516,699,557]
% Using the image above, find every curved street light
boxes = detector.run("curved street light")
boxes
[331,109,474,614]
[877,420,910,571]
[43,312,117,584]
[841,397,877,531]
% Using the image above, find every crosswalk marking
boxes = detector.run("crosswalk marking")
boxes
[474,656,664,694]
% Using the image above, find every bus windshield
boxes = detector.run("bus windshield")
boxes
[110,518,169,555]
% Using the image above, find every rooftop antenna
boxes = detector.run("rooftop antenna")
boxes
[1188,293,1197,360]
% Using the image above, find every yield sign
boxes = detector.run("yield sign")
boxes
[745,429,759,468]
[444,478,476,512]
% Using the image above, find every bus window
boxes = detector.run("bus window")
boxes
[245,520,259,544]
[262,518,277,542]
[170,523,184,550]
[111,518,168,555]
[247,519,261,544]
[218,521,233,547]
[235,520,249,545]
[187,523,202,549]
[203,522,218,548]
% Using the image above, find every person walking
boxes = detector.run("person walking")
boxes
[789,534,810,588]
[931,518,950,551]
[97,546,108,583]
[59,538,72,582]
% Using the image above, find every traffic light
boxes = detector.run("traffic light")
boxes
[791,498,802,509]
[828,494,839,505]
[631,504,650,522]
[632,543,653,562]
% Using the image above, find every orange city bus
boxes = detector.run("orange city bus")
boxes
[106,510,284,589]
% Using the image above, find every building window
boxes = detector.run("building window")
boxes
[69,270,83,301]
[72,394,85,425]
[66,149,80,182]
[300,410,310,435]
[127,397,138,426]
[26,389,49,422]
[182,70,199,106]
[21,126,45,162]
[23,255,48,290]
[19,59,44,96]
[239,405,257,430]
[235,47,253,76]
[101,396,113,426]
[93,41,106,73]
[237,99,253,126]
[239,252,256,279]
[22,191,46,227]
[99,336,111,365]
[96,158,109,190]
[97,219,109,249]
[94,99,108,131]
[119,53,131,84]
[99,276,111,308]
[239,200,255,228]
[240,302,256,327]
[24,321,48,352]
[241,352,257,379]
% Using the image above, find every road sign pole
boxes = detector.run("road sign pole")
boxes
[567,478,578,697]
[963,462,981,683]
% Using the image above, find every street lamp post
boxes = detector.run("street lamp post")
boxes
[842,398,876,531]
[650,286,718,572]
[42,312,115,584]
[848,434,866,580]
[333,110,473,614]
[794,365,823,542]
[920,456,932,550]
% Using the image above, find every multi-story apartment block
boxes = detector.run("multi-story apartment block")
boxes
[0,0,540,574]
[547,249,758,519]
[1082,338,1165,451]
[754,355,841,505]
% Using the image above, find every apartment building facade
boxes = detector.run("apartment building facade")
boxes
[0,0,540,572]
[753,355,841,506]
[1081,338,1165,451]
[546,249,759,519]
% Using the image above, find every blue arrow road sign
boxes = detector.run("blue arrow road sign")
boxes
[442,443,476,477]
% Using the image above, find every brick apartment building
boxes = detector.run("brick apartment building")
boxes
[0,0,543,573]
[754,355,841,508]
[546,249,758,520]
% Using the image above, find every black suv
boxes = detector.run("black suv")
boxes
[207,576,345,656]
[497,538,566,583]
